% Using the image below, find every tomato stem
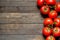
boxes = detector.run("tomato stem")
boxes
[53,22,56,24]
[48,24,53,28]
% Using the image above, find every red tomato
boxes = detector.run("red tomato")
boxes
[54,18,60,27]
[46,36,56,40]
[37,0,44,7]
[45,0,56,5]
[53,27,60,37]
[55,2,60,12]
[40,6,50,15]
[48,10,58,19]
[42,27,52,36]
[44,18,53,26]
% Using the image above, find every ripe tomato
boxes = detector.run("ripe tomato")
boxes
[46,36,56,40]
[53,27,60,37]
[40,6,50,15]
[45,0,56,5]
[55,2,60,12]
[48,10,58,19]
[44,18,53,26]
[42,27,52,36]
[37,0,44,7]
[54,18,60,27]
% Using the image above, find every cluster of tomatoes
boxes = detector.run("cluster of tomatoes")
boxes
[37,0,60,40]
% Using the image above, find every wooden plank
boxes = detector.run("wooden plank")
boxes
[0,13,59,24]
[0,0,60,7]
[0,6,39,13]
[0,0,38,13]
[0,0,60,13]
[0,35,45,40]
[0,24,43,35]
[0,2,36,6]
[0,13,44,24]
[0,0,37,2]
[0,0,60,2]
[0,35,60,40]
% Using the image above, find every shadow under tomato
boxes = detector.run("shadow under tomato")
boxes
[37,5,41,10]
[56,37,60,40]
[40,13,48,18]
[58,12,60,16]
[42,34,46,39]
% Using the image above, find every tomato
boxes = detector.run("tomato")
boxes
[37,0,44,7]
[45,0,56,5]
[54,18,60,27]
[53,27,60,37]
[55,2,60,12]
[48,10,58,19]
[46,36,56,40]
[44,18,53,26]
[40,6,50,15]
[42,27,52,36]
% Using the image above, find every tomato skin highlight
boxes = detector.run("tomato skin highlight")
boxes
[54,18,60,27]
[40,6,50,15]
[46,36,56,40]
[55,2,60,12]
[37,0,44,7]
[44,18,53,26]
[48,10,58,19]
[53,27,60,37]
[45,0,56,5]
[42,27,52,37]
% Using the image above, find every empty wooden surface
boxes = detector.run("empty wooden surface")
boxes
[0,0,60,40]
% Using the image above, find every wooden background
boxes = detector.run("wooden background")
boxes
[0,0,60,40]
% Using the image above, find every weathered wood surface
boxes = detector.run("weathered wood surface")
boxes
[0,0,60,40]
[0,35,45,40]
[0,13,59,24]
[0,24,43,35]
[0,0,60,13]
[0,13,43,24]
[0,6,39,13]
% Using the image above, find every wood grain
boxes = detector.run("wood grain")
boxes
[0,24,43,35]
[0,13,60,24]
[0,13,44,24]
[0,0,60,13]
[0,0,60,40]
[0,6,39,13]
[0,35,45,40]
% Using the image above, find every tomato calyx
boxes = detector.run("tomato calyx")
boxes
[47,27,51,32]
[50,10,54,12]
[53,27,59,33]
[44,8,48,12]
[53,27,60,37]
[50,6,55,9]
[46,35,55,40]
[50,36,53,40]
[53,28,58,33]
[54,29,58,32]
[48,24,53,28]
[50,10,54,13]
[53,22,56,25]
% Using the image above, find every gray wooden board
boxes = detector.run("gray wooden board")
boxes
[0,0,60,40]
[0,13,43,24]
[0,35,45,40]
[0,0,60,6]
[0,13,59,24]
[0,24,43,35]
[0,0,60,13]
[0,35,60,40]
[0,6,39,13]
